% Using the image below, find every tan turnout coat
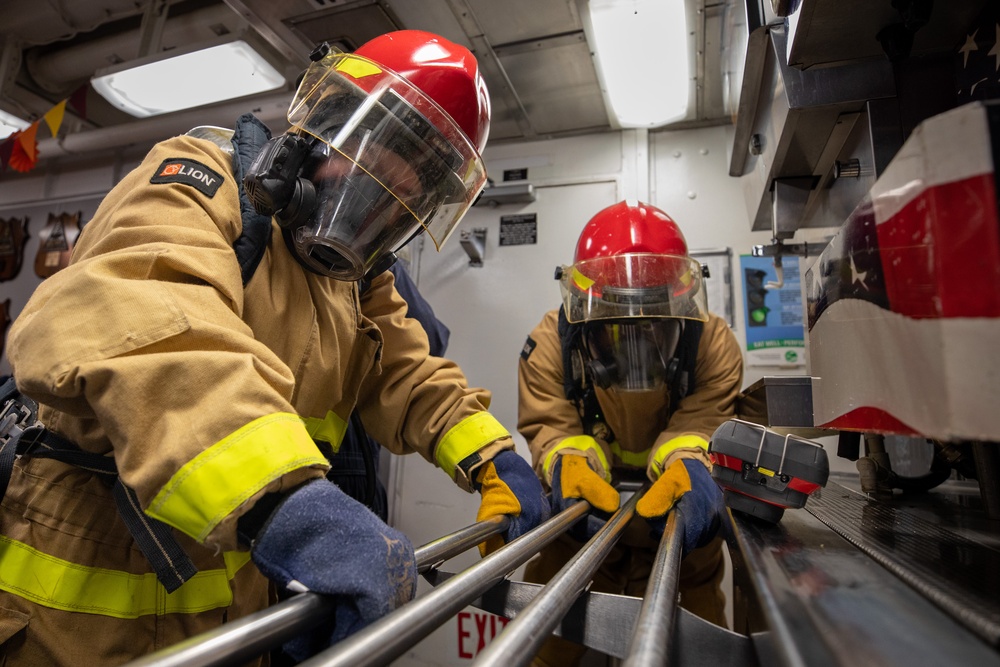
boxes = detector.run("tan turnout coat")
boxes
[518,308,743,482]
[0,131,506,665]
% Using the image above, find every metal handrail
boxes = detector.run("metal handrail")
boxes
[415,515,511,574]
[121,516,512,667]
[299,503,592,667]
[471,490,645,667]
[122,499,705,667]
[623,509,686,666]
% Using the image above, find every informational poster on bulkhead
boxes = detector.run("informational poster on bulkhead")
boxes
[739,254,806,367]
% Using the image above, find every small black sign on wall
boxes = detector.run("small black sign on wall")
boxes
[500,214,537,246]
[503,168,528,181]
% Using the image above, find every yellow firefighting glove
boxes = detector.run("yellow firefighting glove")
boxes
[474,450,550,556]
[552,454,620,513]
[636,458,724,554]
[550,454,620,541]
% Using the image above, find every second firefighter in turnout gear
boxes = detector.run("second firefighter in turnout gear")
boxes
[0,30,546,666]
[518,200,743,666]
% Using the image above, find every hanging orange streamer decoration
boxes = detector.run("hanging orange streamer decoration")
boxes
[1,86,83,175]
[8,124,39,173]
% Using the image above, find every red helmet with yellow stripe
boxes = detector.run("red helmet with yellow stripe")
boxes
[354,29,490,154]
[559,200,708,391]
[560,200,708,325]
[251,30,491,281]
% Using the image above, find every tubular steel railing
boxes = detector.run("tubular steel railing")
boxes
[122,491,717,667]
[472,489,644,667]
[623,509,685,667]
[299,502,592,667]
[121,516,512,667]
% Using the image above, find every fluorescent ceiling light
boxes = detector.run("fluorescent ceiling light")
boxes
[0,109,29,140]
[582,0,691,128]
[92,36,285,118]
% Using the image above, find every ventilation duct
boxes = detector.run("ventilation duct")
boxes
[474,182,536,207]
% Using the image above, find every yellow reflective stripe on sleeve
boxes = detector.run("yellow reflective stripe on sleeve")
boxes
[148,412,328,542]
[0,536,250,619]
[650,434,710,478]
[435,412,511,480]
[304,410,349,452]
[609,442,650,468]
[542,435,612,482]
[223,550,252,577]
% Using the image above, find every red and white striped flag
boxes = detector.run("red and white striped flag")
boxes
[806,101,1000,441]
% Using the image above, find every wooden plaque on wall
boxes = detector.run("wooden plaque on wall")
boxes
[34,211,82,279]
[0,217,29,282]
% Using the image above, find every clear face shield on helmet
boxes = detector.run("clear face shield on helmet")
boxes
[558,253,709,391]
[285,52,487,280]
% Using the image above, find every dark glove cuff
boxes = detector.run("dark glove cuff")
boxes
[237,482,309,548]
[458,451,486,492]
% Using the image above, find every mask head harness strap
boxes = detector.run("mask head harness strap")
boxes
[243,44,333,234]
[557,304,616,444]
[242,44,330,248]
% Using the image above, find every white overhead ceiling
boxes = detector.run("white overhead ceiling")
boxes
[0,0,730,160]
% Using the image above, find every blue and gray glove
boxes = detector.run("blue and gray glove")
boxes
[636,459,724,554]
[474,450,550,556]
[550,454,620,541]
[246,479,417,661]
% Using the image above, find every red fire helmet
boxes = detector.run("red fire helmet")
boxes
[575,200,689,263]
[355,29,491,154]
[282,30,491,279]
[559,200,708,323]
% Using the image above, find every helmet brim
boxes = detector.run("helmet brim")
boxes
[559,253,709,323]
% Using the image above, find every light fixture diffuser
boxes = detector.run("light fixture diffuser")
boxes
[581,0,691,128]
[0,109,29,140]
[91,35,286,118]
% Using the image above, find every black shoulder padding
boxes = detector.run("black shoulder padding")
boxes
[231,113,274,286]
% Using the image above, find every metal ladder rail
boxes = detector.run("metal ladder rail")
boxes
[299,502,592,667]
[121,515,512,667]
[472,489,645,667]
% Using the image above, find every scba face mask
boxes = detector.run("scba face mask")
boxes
[287,138,428,280]
[583,319,683,392]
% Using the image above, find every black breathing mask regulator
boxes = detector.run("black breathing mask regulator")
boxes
[243,43,332,233]
[243,133,318,230]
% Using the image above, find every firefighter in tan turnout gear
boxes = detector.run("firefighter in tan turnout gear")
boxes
[517,200,743,666]
[0,30,547,666]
